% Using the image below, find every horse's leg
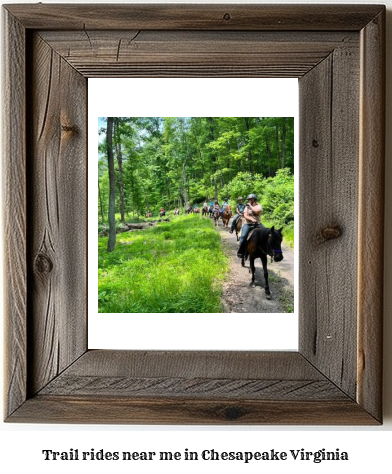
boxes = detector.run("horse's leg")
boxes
[241,242,247,267]
[260,254,271,299]
[250,256,256,287]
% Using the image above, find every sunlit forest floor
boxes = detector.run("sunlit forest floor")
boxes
[98,214,229,313]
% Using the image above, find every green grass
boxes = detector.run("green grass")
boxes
[279,287,294,313]
[98,214,228,313]
[268,271,294,313]
[281,224,294,248]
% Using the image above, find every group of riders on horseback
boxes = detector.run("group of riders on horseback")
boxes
[197,194,262,260]
[157,194,266,260]
[147,193,283,298]
[203,193,284,297]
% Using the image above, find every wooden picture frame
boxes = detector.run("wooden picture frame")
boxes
[3,4,385,424]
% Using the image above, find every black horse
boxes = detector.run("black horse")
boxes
[242,225,284,299]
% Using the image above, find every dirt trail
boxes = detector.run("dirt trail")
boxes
[215,221,294,313]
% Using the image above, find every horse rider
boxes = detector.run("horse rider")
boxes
[229,197,246,234]
[237,194,263,258]
[221,197,230,216]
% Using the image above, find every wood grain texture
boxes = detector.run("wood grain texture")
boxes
[9,396,378,425]
[58,350,326,379]
[37,351,346,400]
[357,9,385,422]
[298,40,360,399]
[2,4,385,425]
[39,30,358,78]
[12,351,376,424]
[2,9,27,419]
[4,4,384,31]
[27,33,87,395]
[39,377,347,400]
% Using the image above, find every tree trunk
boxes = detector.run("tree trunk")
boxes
[182,161,188,205]
[244,117,253,173]
[114,118,126,224]
[98,180,105,223]
[275,123,280,171]
[207,117,218,200]
[181,120,190,205]
[167,175,171,209]
[266,139,272,177]
[281,117,287,168]
[129,168,136,217]
[106,117,116,252]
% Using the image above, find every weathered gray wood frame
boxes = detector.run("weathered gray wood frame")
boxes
[2,4,385,424]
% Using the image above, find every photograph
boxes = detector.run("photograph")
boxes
[98,117,294,313]
[2,0,389,444]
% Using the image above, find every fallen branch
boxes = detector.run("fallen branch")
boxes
[98,218,170,236]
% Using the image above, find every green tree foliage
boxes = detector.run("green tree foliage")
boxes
[106,117,116,252]
[221,168,294,228]
[98,117,294,222]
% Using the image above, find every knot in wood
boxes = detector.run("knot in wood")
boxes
[61,124,77,134]
[223,405,244,420]
[314,225,342,245]
[34,252,53,275]
[312,139,319,148]
[223,13,231,21]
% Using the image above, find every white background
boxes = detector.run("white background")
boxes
[89,78,299,351]
[1,0,391,473]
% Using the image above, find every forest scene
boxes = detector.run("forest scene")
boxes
[98,117,295,313]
